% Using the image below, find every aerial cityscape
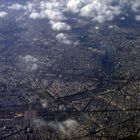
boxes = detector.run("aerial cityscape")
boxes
[0,0,140,139]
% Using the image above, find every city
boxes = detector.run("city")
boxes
[0,0,140,139]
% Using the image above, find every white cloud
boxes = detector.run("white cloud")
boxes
[32,118,47,128]
[26,0,65,21]
[29,12,41,19]
[48,119,79,136]
[23,55,37,63]
[29,63,38,71]
[80,3,95,17]
[0,12,8,18]
[8,0,140,24]
[26,2,36,12]
[56,33,72,45]
[66,0,85,13]
[32,118,79,137]
[40,1,65,11]
[135,15,140,21]
[42,9,65,21]
[8,3,26,10]
[29,9,65,21]
[131,0,140,12]
[51,22,71,31]
[40,99,48,108]
[80,0,122,23]
[21,55,38,71]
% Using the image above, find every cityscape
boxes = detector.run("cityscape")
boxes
[0,0,140,139]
